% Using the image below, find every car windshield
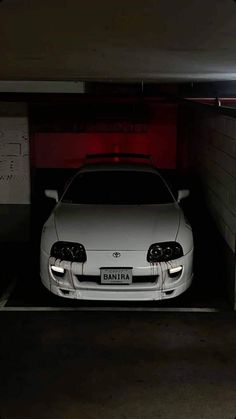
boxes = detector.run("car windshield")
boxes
[62,170,174,205]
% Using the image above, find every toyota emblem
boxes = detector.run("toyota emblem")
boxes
[113,252,121,258]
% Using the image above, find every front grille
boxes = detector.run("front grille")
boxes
[75,275,158,284]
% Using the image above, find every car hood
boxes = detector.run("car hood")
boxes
[54,204,180,251]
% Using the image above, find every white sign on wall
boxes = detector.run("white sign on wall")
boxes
[0,107,30,204]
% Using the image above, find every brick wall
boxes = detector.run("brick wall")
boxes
[179,106,236,307]
[190,109,236,254]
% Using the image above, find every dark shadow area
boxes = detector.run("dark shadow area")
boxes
[2,311,236,419]
[179,174,228,306]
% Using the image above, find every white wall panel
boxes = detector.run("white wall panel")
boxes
[0,103,30,204]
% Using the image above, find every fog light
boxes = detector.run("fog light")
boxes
[168,266,183,279]
[51,266,65,274]
[169,266,182,274]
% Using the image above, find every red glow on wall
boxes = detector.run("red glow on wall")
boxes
[32,103,177,169]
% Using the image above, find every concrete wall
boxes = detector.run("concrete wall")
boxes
[0,102,30,242]
[180,106,236,306]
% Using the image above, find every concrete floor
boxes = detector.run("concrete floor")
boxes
[1,312,236,419]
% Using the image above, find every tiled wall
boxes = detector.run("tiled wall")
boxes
[180,106,236,307]
[190,109,236,254]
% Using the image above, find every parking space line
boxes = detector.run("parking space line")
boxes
[0,306,222,312]
[0,277,18,308]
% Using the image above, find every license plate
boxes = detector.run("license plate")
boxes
[100,268,132,284]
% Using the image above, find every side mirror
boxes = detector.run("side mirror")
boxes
[177,189,190,203]
[45,189,59,202]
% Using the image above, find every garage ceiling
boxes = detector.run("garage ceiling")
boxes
[0,0,236,82]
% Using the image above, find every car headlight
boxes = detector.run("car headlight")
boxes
[50,241,87,262]
[147,242,183,263]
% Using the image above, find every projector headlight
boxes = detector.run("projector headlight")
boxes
[147,242,183,263]
[51,241,87,263]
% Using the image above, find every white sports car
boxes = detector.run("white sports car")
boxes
[40,162,193,301]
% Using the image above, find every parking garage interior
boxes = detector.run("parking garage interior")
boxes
[1,1,236,418]
[0,90,234,310]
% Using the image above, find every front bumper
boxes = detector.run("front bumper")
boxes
[40,248,194,301]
